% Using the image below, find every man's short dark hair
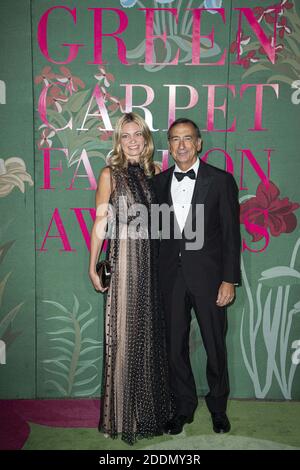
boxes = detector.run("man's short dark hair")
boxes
[167,118,202,140]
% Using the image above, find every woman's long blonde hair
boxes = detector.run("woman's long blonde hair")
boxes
[108,112,155,177]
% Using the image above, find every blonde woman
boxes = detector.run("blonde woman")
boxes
[89,113,173,445]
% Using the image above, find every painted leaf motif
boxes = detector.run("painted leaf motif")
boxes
[259,266,300,286]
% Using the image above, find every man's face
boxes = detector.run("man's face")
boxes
[168,123,202,170]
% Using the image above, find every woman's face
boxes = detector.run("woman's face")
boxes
[120,121,145,161]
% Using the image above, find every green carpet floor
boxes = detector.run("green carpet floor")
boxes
[23,400,300,450]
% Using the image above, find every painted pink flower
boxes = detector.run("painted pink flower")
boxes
[99,130,113,141]
[46,86,68,112]
[276,0,294,15]
[264,1,293,23]
[259,35,284,59]
[277,16,292,38]
[254,2,293,24]
[35,66,56,85]
[94,66,115,87]
[264,9,277,24]
[230,30,251,55]
[240,181,300,241]
[108,95,126,112]
[253,6,266,23]
[240,50,260,68]
[57,66,85,94]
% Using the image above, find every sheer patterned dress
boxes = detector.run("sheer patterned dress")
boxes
[99,162,173,445]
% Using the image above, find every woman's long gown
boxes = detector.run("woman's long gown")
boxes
[100,162,173,445]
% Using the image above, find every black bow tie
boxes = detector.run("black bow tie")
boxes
[174,169,196,182]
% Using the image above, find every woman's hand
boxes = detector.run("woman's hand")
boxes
[88,167,112,294]
[89,270,109,293]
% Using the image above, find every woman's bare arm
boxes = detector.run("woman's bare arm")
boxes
[89,167,112,291]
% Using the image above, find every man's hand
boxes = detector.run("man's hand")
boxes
[216,282,235,307]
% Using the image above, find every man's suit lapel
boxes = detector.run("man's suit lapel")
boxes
[166,166,174,206]
[159,165,174,206]
[191,159,213,206]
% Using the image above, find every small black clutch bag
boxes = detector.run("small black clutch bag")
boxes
[96,260,111,289]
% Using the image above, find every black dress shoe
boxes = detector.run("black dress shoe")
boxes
[163,415,193,435]
[211,412,231,433]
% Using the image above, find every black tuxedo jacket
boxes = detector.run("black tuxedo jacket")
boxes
[152,159,241,297]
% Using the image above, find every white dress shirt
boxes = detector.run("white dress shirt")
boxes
[171,159,199,233]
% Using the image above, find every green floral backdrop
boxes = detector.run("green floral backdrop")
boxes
[0,0,300,400]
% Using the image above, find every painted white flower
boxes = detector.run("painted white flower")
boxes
[120,0,137,7]
[204,0,223,13]
[39,127,56,148]
[94,66,115,88]
[0,157,34,197]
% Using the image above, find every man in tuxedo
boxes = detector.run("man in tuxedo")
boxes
[153,118,241,435]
